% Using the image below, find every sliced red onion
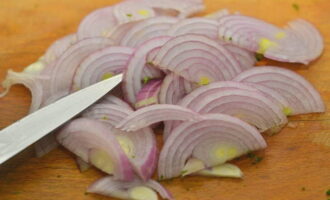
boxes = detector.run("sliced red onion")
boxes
[100,94,133,110]
[122,36,171,105]
[196,163,243,178]
[233,66,325,115]
[34,133,59,158]
[48,37,114,101]
[113,1,156,24]
[218,15,324,64]
[87,176,173,200]
[75,157,91,172]
[43,34,77,64]
[142,0,205,18]
[158,113,266,179]
[244,83,290,110]
[135,79,162,109]
[73,46,134,90]
[151,34,242,84]
[0,70,45,113]
[167,18,218,39]
[181,158,243,178]
[120,16,178,47]
[116,104,200,132]
[57,118,134,181]
[108,21,140,44]
[177,81,287,132]
[159,73,187,104]
[77,6,118,39]
[204,9,229,20]
[82,103,157,180]
[223,43,255,70]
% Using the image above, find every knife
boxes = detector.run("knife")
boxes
[0,74,123,166]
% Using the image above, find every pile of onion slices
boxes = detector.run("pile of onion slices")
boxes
[0,0,325,199]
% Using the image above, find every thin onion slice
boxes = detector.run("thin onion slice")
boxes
[87,176,174,200]
[233,66,326,115]
[82,103,157,180]
[143,0,205,18]
[178,81,288,132]
[197,163,243,178]
[158,113,266,179]
[99,94,133,110]
[204,9,229,20]
[151,34,243,84]
[73,46,134,90]
[167,18,218,39]
[77,6,118,40]
[43,34,77,64]
[113,1,156,24]
[116,104,200,131]
[222,43,255,70]
[120,16,178,47]
[218,15,324,64]
[108,21,140,43]
[57,118,134,181]
[0,69,46,113]
[135,79,162,109]
[122,36,171,105]
[159,73,187,104]
[47,37,114,102]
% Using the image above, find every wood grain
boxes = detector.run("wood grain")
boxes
[0,0,329,199]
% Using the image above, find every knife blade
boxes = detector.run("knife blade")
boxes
[0,74,123,165]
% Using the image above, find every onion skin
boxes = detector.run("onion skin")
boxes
[233,66,326,115]
[158,113,266,179]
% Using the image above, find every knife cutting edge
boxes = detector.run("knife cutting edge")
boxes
[0,74,123,165]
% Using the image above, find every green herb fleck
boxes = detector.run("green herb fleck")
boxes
[143,77,151,84]
[159,175,164,181]
[301,187,306,191]
[126,13,133,17]
[247,152,256,158]
[255,53,264,61]
[252,156,263,164]
[147,61,154,65]
[292,3,300,11]
[326,189,330,196]
[180,170,188,175]
[229,37,232,41]
[247,152,263,164]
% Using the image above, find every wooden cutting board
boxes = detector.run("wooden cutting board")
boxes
[0,0,329,199]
